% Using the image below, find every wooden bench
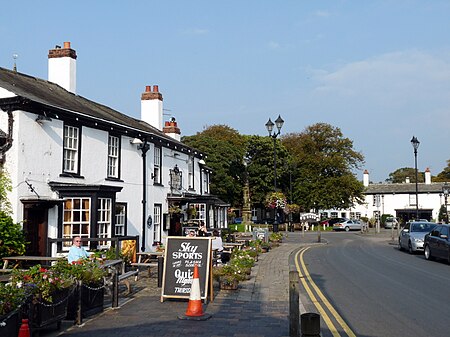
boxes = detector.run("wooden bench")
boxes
[119,270,139,295]
[130,262,157,279]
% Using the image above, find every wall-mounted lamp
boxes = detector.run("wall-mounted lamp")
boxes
[130,138,143,145]
[35,114,52,124]
[198,159,206,165]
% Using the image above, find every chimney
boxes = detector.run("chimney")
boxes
[425,167,431,184]
[363,170,369,187]
[405,177,410,184]
[163,117,181,141]
[141,85,163,130]
[48,41,77,93]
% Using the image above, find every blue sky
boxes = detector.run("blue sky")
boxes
[1,0,449,182]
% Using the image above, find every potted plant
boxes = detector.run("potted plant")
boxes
[212,264,246,290]
[11,265,74,333]
[52,259,107,320]
[0,283,26,337]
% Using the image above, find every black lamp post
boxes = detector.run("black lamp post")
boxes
[443,182,449,224]
[410,136,420,220]
[265,115,284,232]
[132,139,150,252]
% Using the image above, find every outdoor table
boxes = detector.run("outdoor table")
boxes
[133,252,164,283]
[2,256,64,269]
[223,242,245,251]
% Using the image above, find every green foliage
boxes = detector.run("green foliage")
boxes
[52,259,107,285]
[434,159,450,182]
[182,125,247,207]
[0,211,26,259]
[438,204,448,222]
[282,123,365,211]
[11,265,74,302]
[0,283,27,315]
[269,232,283,242]
[0,170,12,214]
[245,135,290,206]
[386,167,424,183]
[228,223,247,232]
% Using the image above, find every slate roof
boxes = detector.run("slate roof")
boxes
[365,182,448,194]
[0,66,195,153]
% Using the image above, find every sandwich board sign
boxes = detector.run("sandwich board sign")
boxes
[161,236,211,302]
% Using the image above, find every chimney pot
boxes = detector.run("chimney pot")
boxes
[145,85,151,92]
[153,85,159,93]
[64,42,71,49]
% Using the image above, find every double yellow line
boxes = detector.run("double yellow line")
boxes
[294,247,356,337]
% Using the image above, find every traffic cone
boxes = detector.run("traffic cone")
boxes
[18,319,30,337]
[178,264,212,320]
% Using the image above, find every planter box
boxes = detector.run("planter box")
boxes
[26,287,71,333]
[0,310,20,337]
[67,283,104,320]
[219,279,239,290]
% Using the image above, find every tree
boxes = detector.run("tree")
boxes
[182,125,247,207]
[386,167,424,183]
[434,159,450,182]
[281,123,365,211]
[0,169,12,214]
[244,135,290,207]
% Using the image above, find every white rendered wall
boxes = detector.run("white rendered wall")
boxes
[0,87,16,98]
[141,99,163,131]
[48,57,76,93]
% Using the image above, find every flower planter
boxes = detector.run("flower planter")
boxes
[67,283,105,320]
[0,310,20,337]
[26,287,71,333]
[219,279,239,290]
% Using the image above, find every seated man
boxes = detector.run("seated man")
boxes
[211,230,230,263]
[67,236,90,263]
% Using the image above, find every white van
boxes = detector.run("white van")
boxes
[384,217,398,229]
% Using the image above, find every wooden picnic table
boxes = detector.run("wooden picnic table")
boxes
[132,251,164,279]
[2,255,64,269]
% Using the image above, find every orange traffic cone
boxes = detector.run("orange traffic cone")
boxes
[178,264,211,320]
[18,319,30,337]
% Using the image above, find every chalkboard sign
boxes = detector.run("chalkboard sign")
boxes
[161,236,211,301]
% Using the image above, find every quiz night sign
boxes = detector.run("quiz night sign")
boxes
[161,237,211,301]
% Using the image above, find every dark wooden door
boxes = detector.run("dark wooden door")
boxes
[23,208,48,256]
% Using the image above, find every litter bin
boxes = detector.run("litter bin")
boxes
[301,312,320,337]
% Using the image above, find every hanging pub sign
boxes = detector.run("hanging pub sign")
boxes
[161,236,212,302]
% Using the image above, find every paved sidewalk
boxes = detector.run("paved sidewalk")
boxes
[41,232,323,337]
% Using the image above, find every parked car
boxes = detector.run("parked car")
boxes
[384,217,398,229]
[424,224,450,263]
[332,219,362,231]
[398,221,437,254]
[321,218,347,227]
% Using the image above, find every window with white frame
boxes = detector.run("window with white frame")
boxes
[97,198,112,247]
[188,156,194,190]
[192,203,206,220]
[63,125,80,174]
[154,147,161,184]
[107,135,120,178]
[153,204,162,243]
[331,212,338,218]
[203,171,209,194]
[115,203,127,236]
[63,197,90,248]
[355,212,361,220]
[409,194,417,206]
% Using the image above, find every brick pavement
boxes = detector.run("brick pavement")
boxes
[40,232,323,337]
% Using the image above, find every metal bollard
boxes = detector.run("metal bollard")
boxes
[301,313,321,337]
[157,256,164,288]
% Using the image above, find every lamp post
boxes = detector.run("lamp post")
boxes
[410,136,420,220]
[443,182,449,224]
[131,138,150,252]
[265,115,284,232]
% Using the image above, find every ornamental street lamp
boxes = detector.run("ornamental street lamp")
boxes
[443,182,449,224]
[265,115,284,232]
[410,136,420,220]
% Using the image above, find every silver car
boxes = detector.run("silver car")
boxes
[398,221,437,254]
[333,219,362,231]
